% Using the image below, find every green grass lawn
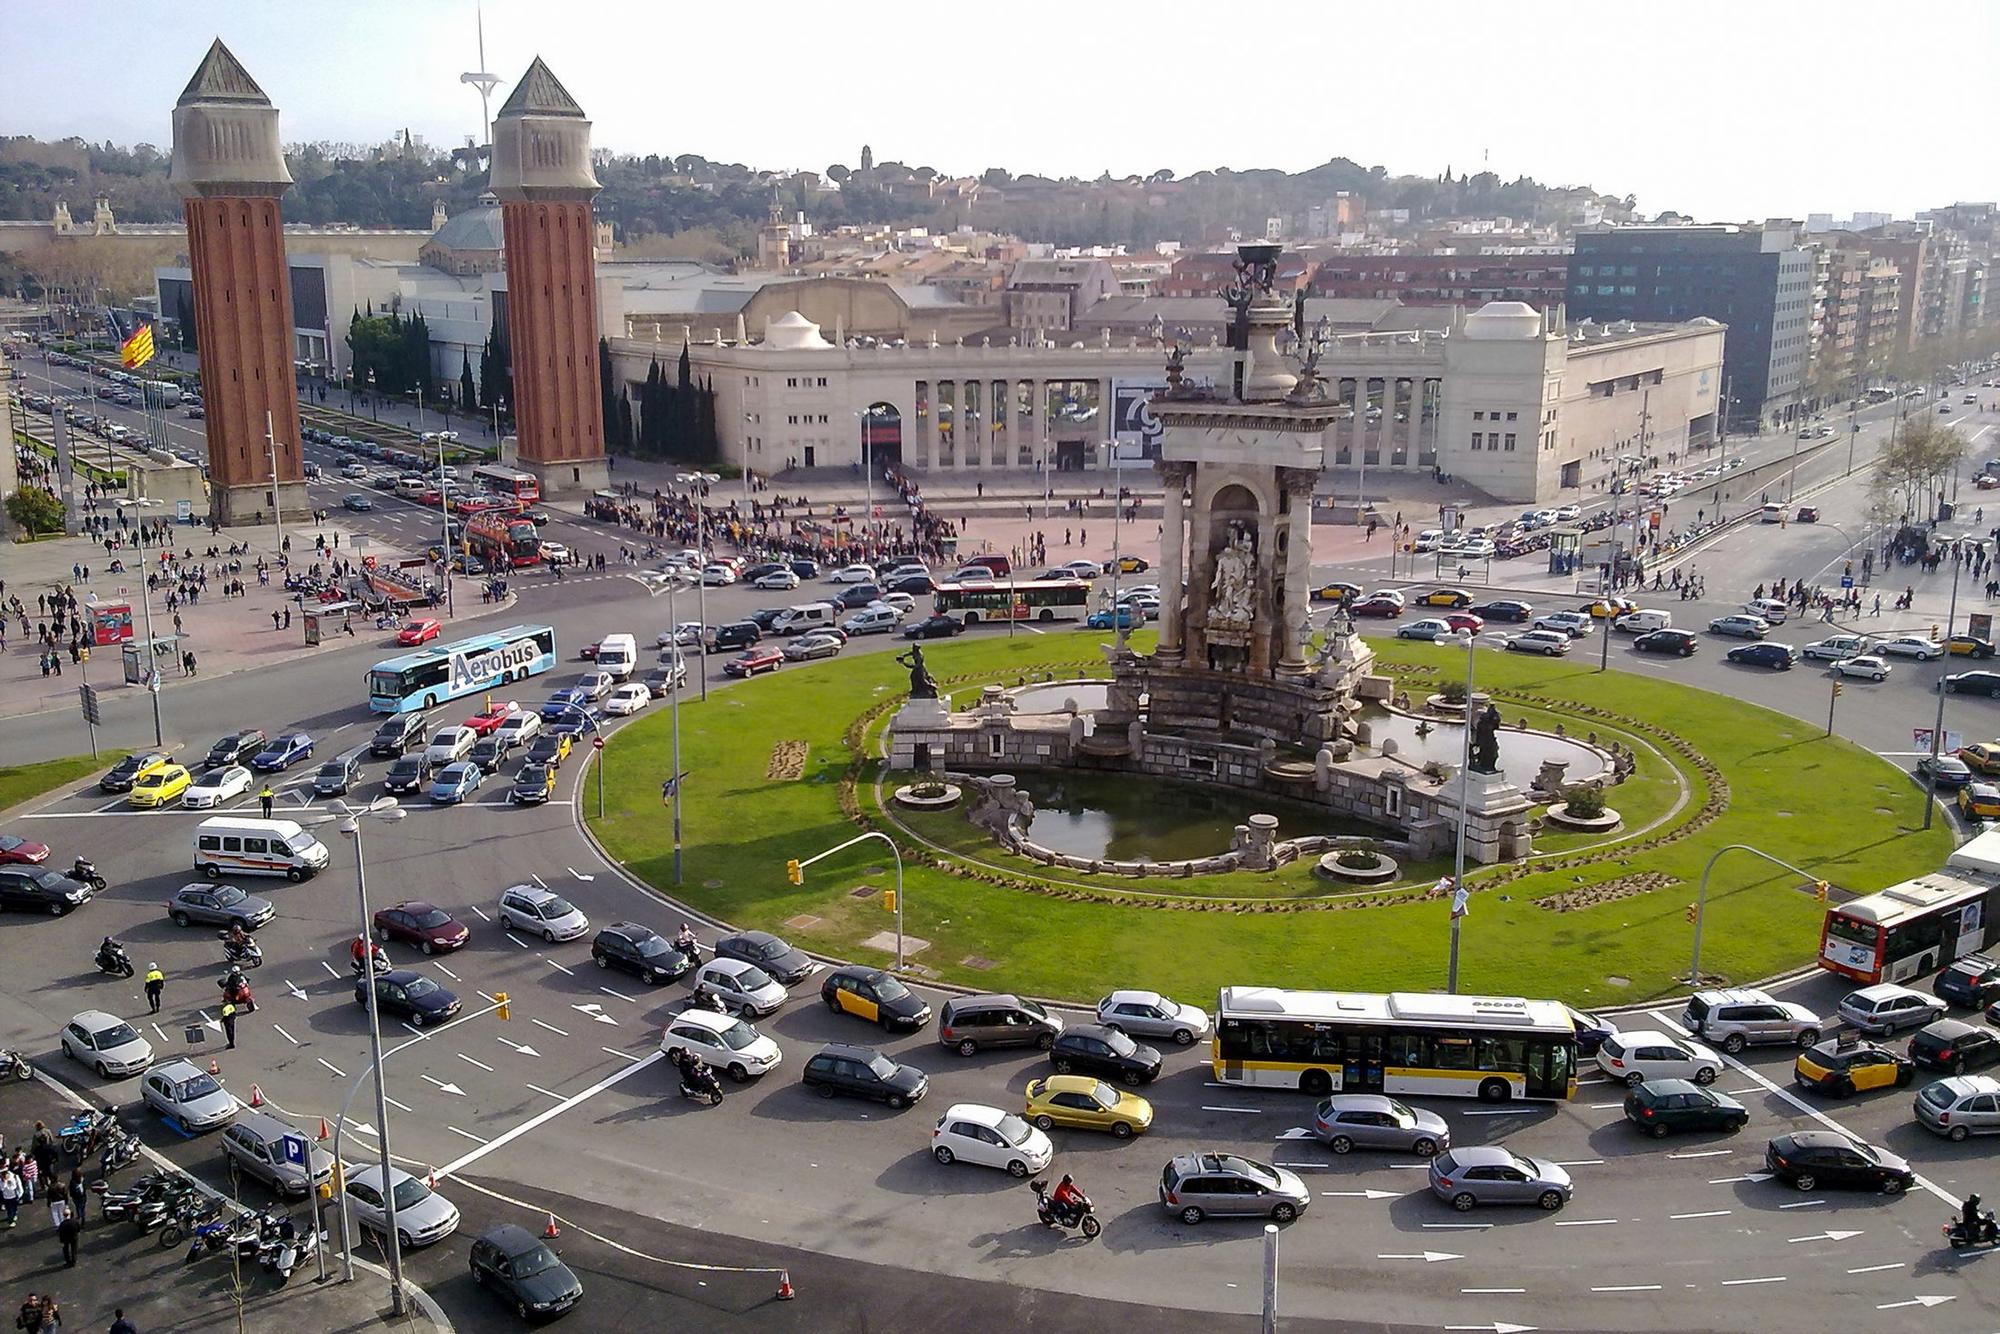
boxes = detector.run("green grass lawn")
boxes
[0,751,121,814]
[587,632,1951,1007]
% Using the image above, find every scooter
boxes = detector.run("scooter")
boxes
[678,1067,724,1107]
[94,938,134,979]
[180,1214,235,1262]
[1945,1211,2000,1249]
[1031,1179,1102,1239]
[0,1049,31,1082]
[218,971,255,1012]
[158,1195,223,1246]
[97,1129,141,1177]
[349,946,390,977]
[218,932,263,969]
[68,858,107,892]
[58,1108,116,1155]
[262,1213,314,1281]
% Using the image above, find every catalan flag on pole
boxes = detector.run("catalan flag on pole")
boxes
[119,322,156,370]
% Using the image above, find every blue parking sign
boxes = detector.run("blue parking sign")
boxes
[279,1133,308,1167]
[1840,575,1854,588]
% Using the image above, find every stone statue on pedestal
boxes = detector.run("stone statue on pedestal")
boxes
[897,645,938,700]
[1470,703,1502,774]
[1208,525,1256,627]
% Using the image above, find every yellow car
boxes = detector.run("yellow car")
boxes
[128,763,192,809]
[1959,742,2000,776]
[1961,783,2000,819]
[1113,555,1150,574]
[1417,587,1473,609]
[1580,597,1637,619]
[1312,581,1363,603]
[1948,634,1997,658]
[1792,1037,1915,1097]
[1023,1074,1154,1139]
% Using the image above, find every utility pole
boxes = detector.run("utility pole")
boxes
[1923,557,1961,831]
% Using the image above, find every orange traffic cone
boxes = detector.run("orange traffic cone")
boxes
[774,1269,795,1301]
[248,1083,265,1108]
[317,1117,331,1142]
[208,1056,220,1075]
[542,1212,560,1240]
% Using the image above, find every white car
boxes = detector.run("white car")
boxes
[1802,634,1875,662]
[344,1164,460,1250]
[752,569,801,591]
[1396,618,1455,642]
[877,591,917,616]
[1050,560,1102,580]
[497,884,590,943]
[424,725,478,767]
[657,623,704,649]
[1532,611,1594,638]
[658,1009,783,1082]
[341,463,368,479]
[1096,990,1211,1046]
[699,564,738,586]
[1879,635,1944,660]
[830,563,876,584]
[1707,614,1769,639]
[1836,982,1945,1035]
[494,712,543,747]
[1595,1030,1723,1087]
[949,567,998,585]
[61,1010,154,1078]
[1506,629,1572,656]
[691,958,788,1017]
[1450,538,1497,559]
[601,683,650,716]
[1743,598,1789,624]
[1553,504,1582,521]
[1831,654,1891,682]
[931,1103,1054,1178]
[842,606,901,636]
[538,541,571,564]
[182,764,252,809]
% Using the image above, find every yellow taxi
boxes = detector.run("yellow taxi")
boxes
[1960,783,2000,819]
[1416,587,1474,609]
[1580,596,1638,619]
[1959,742,2000,776]
[128,763,193,809]
[1793,1036,1915,1097]
[1312,581,1363,603]
[1948,633,1997,658]
[1113,555,1150,574]
[1023,1074,1154,1139]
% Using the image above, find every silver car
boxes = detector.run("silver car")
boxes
[1313,1094,1451,1155]
[1837,983,1944,1036]
[345,1165,460,1249]
[165,882,275,931]
[1681,987,1822,1053]
[692,958,788,1017]
[1428,1145,1573,1212]
[1158,1153,1311,1224]
[1096,990,1211,1046]
[141,1058,236,1132]
[1914,1073,2000,1140]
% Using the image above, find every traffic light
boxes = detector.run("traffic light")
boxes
[883,888,897,912]
[1685,903,1698,923]
[1832,681,1844,697]
[1814,880,1830,902]
[494,991,510,1021]
[786,859,803,885]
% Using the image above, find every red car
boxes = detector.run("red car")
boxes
[579,641,600,661]
[0,835,50,866]
[396,618,441,647]
[463,703,520,736]
[1349,596,1404,618]
[1440,612,1486,634]
[724,647,785,678]
[372,900,470,955]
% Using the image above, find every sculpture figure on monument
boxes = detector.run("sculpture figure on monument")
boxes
[1209,524,1257,627]
[1470,702,1502,774]
[897,645,939,700]
[1286,338,1328,404]
[1163,340,1189,397]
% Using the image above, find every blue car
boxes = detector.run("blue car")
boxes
[549,707,599,738]
[539,691,589,720]
[1085,606,1140,631]
[429,762,483,804]
[251,732,315,771]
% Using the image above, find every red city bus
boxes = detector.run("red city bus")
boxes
[1819,832,2000,984]
[464,511,543,569]
[471,465,541,505]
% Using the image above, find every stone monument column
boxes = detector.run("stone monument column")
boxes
[1157,461,1190,658]
[1277,467,1317,674]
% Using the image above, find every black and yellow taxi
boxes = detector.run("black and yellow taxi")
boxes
[1958,741,2000,776]
[820,966,932,1031]
[1960,782,2000,820]
[1580,596,1638,619]
[1948,633,1997,659]
[1793,1034,1916,1097]
[1312,581,1363,603]
[1416,587,1474,609]
[1112,555,1150,574]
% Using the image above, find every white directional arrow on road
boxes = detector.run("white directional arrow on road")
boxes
[1322,1189,1400,1200]
[567,867,595,882]
[570,1003,619,1026]
[1377,1251,1462,1263]
[1445,1324,1538,1334]
[285,979,308,1001]
[1788,1229,1863,1244]
[1876,1296,1954,1311]
[1274,1128,1316,1140]
[1708,1173,1774,1185]
[496,1037,541,1058]
[419,1074,467,1097]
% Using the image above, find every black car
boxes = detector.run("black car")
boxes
[1935,953,2000,1009]
[787,559,821,581]
[713,930,814,985]
[1563,1004,1617,1057]
[468,737,508,772]
[99,752,169,793]
[1764,1131,1913,1194]
[468,1223,583,1320]
[1635,629,1700,657]
[1623,1079,1749,1137]
[383,755,427,794]
[590,922,691,985]
[741,563,788,583]
[1049,1024,1162,1086]
[370,713,425,758]
[887,573,936,596]
[902,615,963,640]
[1469,600,1533,623]
[1909,1018,2000,1074]
[1942,671,2000,696]
[821,966,933,1031]
[835,584,883,609]
[354,969,460,1027]
[0,867,92,916]
[702,621,761,653]
[205,729,268,768]
[525,735,569,769]
[509,763,555,805]
[801,1042,928,1109]
[747,608,788,632]
[1726,642,1797,670]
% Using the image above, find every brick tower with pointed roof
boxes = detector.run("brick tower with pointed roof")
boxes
[168,38,307,525]
[489,57,609,494]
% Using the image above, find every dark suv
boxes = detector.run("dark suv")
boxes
[205,729,268,768]
[801,1042,927,1109]
[589,922,691,986]
[938,994,1064,1056]
[1935,954,2000,1009]
[370,713,425,758]
[702,621,761,653]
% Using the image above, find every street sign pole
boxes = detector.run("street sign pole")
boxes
[593,735,605,819]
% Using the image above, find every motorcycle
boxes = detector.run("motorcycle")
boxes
[95,937,135,979]
[349,945,390,977]
[219,932,264,969]
[158,1195,223,1246]
[58,1108,116,1155]
[1945,1211,2000,1250]
[0,1049,31,1082]
[98,1129,141,1177]
[677,1067,724,1107]
[262,1213,314,1281]
[68,858,107,892]
[1031,1179,1102,1239]
[218,971,255,1012]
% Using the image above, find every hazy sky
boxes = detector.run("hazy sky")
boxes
[5,0,1992,222]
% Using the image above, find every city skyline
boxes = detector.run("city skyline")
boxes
[4,0,1995,224]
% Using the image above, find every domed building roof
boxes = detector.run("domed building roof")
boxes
[1461,300,1544,341]
[763,310,833,351]
[428,193,504,253]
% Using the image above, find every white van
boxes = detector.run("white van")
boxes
[193,817,329,882]
[771,603,838,636]
[395,476,427,498]
[594,633,638,679]
[1613,609,1672,634]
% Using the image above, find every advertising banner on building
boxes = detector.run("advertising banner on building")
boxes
[1111,379,1168,461]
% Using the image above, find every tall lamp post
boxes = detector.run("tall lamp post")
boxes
[787,830,906,970]
[1922,555,1962,831]
[1445,630,1499,993]
[678,472,720,700]
[660,569,690,884]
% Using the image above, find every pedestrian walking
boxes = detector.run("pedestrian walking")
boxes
[108,1310,136,1334]
[64,1174,82,1226]
[220,1000,237,1050]
[0,1164,20,1227]
[143,963,164,1014]
[258,786,274,819]
[56,1213,79,1267]
[46,1191,66,1231]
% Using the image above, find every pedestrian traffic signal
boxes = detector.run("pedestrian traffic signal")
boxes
[1685,903,1698,923]
[494,991,510,1021]
[786,859,803,885]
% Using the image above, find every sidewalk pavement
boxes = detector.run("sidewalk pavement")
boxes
[0,1075,446,1334]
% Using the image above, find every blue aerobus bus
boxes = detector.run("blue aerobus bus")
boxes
[366,624,557,714]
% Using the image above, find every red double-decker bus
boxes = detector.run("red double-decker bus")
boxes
[464,511,543,569]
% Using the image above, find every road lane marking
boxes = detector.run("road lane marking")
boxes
[1201,1105,1262,1113]
[531,874,548,888]
[506,933,528,949]
[600,1046,641,1063]
[1376,1251,1461,1262]
[419,1074,467,1096]
[1848,1263,1905,1274]
[1318,1189,1398,1199]
[1554,1218,1618,1227]
[497,1038,540,1058]
[1458,1109,1522,1116]
[1875,1295,1954,1310]
[1667,1149,1732,1159]
[1550,1159,1603,1167]
[1670,1211,1732,1220]
[525,1083,564,1100]
[345,1120,376,1137]
[1720,1276,1787,1286]
[470,905,489,921]
[150,1023,169,1044]
[433,963,461,981]
[531,1019,568,1036]
[320,962,339,977]
[1460,1288,1527,1294]
[1591,1285,1661,1293]
[431,1050,664,1182]
[1421,1222,1490,1230]
[384,1095,412,1112]
[1778,1200,1826,1209]
[544,957,574,975]
[1789,1229,1862,1243]
[286,980,308,1001]
[1586,1102,1623,1110]
[457,1054,495,1072]
[598,987,637,1003]
[401,1022,428,1039]
[271,1024,300,1046]
[316,1058,347,1078]
[447,1126,487,1144]
[1709,1173,1772,1184]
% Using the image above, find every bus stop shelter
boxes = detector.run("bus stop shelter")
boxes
[121,635,186,686]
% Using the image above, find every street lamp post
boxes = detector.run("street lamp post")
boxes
[789,830,906,970]
[1923,556,1963,832]
[1687,844,1825,984]
[663,567,688,884]
[1445,630,1491,993]
[678,472,720,701]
